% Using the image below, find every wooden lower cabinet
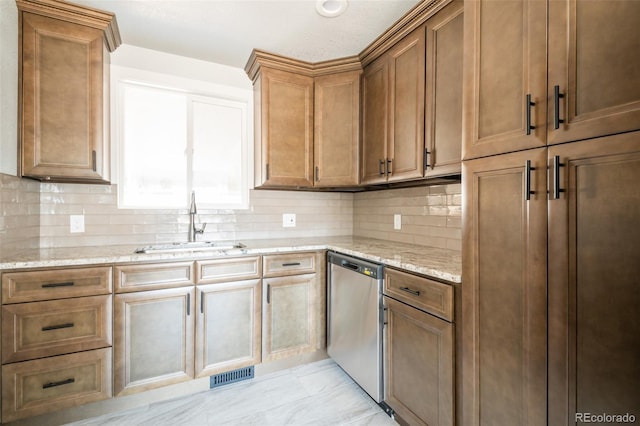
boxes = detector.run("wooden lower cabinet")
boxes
[547,133,640,424]
[384,296,454,426]
[262,274,318,362]
[1,348,112,422]
[195,279,261,377]
[113,287,195,396]
[461,148,548,426]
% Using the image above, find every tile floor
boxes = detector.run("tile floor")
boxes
[67,359,398,426]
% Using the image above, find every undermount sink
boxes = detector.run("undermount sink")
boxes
[134,241,245,254]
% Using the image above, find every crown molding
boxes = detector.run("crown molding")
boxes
[16,0,121,52]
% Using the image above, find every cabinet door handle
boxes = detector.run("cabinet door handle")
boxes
[525,160,536,201]
[267,284,271,304]
[92,150,97,172]
[379,159,385,176]
[526,94,536,135]
[43,378,75,389]
[554,85,565,130]
[387,158,392,175]
[315,166,319,182]
[553,155,566,200]
[400,287,420,296]
[186,293,191,316]
[282,262,301,267]
[266,163,270,180]
[42,323,74,332]
[200,291,204,314]
[41,282,74,288]
[424,149,430,170]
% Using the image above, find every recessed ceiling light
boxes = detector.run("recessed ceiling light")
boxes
[316,0,348,18]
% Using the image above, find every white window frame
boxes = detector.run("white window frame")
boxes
[111,64,253,210]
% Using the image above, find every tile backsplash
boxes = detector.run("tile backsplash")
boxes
[1,173,461,252]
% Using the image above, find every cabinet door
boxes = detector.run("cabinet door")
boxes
[384,296,453,426]
[20,12,109,182]
[462,0,547,159]
[314,71,361,187]
[424,1,463,178]
[255,67,314,188]
[113,287,195,396]
[361,56,389,185]
[547,1,640,145]
[387,26,426,182]
[195,279,261,377]
[263,274,317,362]
[461,148,547,426]
[547,133,640,425]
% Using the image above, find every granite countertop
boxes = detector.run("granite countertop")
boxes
[0,236,461,283]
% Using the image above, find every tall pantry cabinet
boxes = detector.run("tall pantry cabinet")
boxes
[461,0,640,425]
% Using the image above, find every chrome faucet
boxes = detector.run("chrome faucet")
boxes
[188,191,206,242]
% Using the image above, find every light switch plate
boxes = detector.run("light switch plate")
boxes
[70,215,85,233]
[283,213,296,228]
[394,214,402,230]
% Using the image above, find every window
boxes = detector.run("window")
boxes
[112,67,251,209]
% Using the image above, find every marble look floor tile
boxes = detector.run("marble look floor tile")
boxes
[67,359,396,426]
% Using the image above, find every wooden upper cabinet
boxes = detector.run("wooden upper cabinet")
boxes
[251,65,314,188]
[424,1,463,178]
[361,55,389,185]
[17,0,120,183]
[462,0,547,159]
[314,71,361,187]
[547,0,640,145]
[463,0,640,159]
[362,26,426,185]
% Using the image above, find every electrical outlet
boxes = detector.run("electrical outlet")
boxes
[70,215,85,233]
[394,214,402,230]
[283,213,296,228]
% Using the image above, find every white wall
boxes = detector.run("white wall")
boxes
[0,0,18,175]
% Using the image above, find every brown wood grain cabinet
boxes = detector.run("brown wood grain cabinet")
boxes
[462,132,640,425]
[461,148,548,426]
[252,66,315,188]
[113,286,195,396]
[547,133,640,425]
[194,256,262,378]
[0,265,114,422]
[361,26,426,185]
[383,268,454,426]
[262,252,324,362]
[314,71,361,187]
[16,0,120,183]
[463,0,640,160]
[424,1,463,178]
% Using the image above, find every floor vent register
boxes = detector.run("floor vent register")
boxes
[210,366,255,389]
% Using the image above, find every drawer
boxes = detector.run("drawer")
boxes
[2,295,112,364]
[196,256,261,284]
[263,252,318,277]
[1,266,112,304]
[1,348,112,422]
[114,261,195,292]
[384,268,453,322]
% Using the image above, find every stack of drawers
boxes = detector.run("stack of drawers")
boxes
[1,266,113,422]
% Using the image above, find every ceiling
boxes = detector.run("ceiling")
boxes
[73,0,422,69]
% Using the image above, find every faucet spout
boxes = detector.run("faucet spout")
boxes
[188,191,206,242]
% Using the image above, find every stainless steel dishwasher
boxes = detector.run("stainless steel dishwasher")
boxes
[327,251,384,403]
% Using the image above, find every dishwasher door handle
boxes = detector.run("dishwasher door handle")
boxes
[340,260,359,270]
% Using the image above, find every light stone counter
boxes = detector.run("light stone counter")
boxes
[0,237,461,283]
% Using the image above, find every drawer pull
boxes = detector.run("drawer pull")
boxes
[42,378,75,389]
[282,262,301,267]
[400,287,421,296]
[41,282,74,288]
[42,323,74,332]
